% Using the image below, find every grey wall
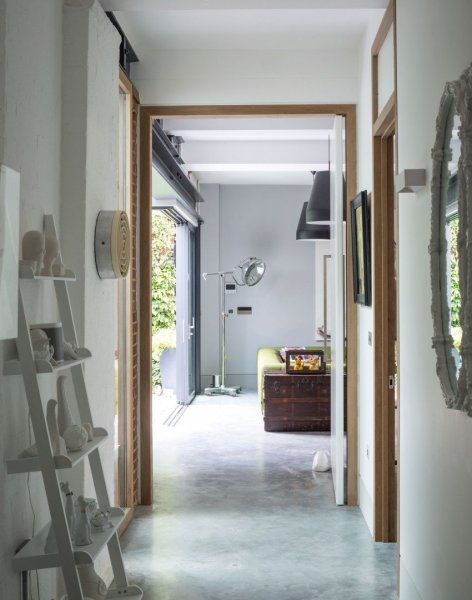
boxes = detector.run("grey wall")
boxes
[200,184,326,389]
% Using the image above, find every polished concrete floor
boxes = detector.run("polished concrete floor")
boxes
[120,392,397,600]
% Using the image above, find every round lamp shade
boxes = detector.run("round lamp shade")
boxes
[236,257,265,286]
[296,202,330,241]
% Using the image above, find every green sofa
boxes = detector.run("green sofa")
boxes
[257,346,330,410]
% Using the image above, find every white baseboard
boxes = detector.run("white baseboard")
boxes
[358,475,374,536]
[399,560,424,600]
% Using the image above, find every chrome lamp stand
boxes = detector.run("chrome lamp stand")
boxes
[202,271,241,397]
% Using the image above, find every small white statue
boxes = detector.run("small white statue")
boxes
[30,328,57,366]
[19,399,67,458]
[63,424,88,452]
[312,449,331,472]
[60,481,76,538]
[74,496,92,546]
[57,376,89,451]
[63,340,80,360]
[46,399,67,456]
[52,262,66,277]
[41,234,60,277]
[22,230,45,275]
[90,509,111,533]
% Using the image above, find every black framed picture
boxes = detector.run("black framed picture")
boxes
[350,190,371,306]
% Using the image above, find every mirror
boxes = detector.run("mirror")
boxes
[430,64,472,414]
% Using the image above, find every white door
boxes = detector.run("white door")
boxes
[329,115,346,505]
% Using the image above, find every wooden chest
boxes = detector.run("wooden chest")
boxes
[263,372,331,432]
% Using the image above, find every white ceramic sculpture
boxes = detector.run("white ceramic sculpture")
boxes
[30,328,57,366]
[63,340,80,360]
[83,422,94,442]
[22,230,45,275]
[41,234,60,276]
[312,449,331,472]
[19,399,66,458]
[46,399,67,456]
[90,509,111,533]
[74,496,92,546]
[60,481,76,537]
[63,424,88,452]
[52,262,66,276]
[57,376,74,435]
[57,376,93,447]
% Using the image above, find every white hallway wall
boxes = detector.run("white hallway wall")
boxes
[396,0,472,599]
[200,184,325,389]
[0,1,119,597]
[355,12,384,536]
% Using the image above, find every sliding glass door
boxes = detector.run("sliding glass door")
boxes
[176,223,197,404]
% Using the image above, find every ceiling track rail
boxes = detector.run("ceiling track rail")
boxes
[152,121,205,207]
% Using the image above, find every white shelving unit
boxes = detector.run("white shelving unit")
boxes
[7,215,142,600]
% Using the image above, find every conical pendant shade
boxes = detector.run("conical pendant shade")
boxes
[306,170,346,224]
[296,202,330,241]
[306,171,330,224]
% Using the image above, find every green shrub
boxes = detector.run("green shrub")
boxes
[152,213,176,388]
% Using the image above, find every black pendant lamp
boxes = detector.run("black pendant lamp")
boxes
[306,171,331,224]
[296,202,330,241]
[306,170,347,224]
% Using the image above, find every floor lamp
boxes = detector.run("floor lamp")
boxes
[202,257,266,396]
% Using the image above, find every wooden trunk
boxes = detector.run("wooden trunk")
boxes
[263,373,331,432]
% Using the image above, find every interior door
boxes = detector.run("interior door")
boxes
[176,223,197,405]
[330,115,346,506]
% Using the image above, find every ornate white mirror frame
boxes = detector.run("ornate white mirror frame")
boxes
[430,63,472,415]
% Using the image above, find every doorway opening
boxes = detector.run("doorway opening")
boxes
[139,105,358,507]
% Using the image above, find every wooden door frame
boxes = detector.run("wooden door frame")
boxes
[117,67,140,516]
[371,0,398,543]
[139,104,358,506]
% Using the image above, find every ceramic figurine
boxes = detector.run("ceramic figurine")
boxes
[41,235,60,276]
[46,399,67,456]
[74,496,92,546]
[19,399,66,458]
[30,328,57,366]
[52,262,66,277]
[63,424,88,452]
[63,340,80,360]
[60,481,76,537]
[83,422,94,442]
[57,375,89,450]
[90,509,111,533]
[57,376,74,435]
[22,230,45,275]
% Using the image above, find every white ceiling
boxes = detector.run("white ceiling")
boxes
[102,1,387,185]
[163,116,333,185]
[106,8,382,53]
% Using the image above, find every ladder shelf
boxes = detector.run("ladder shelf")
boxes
[5,215,142,600]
